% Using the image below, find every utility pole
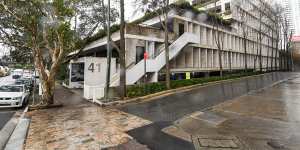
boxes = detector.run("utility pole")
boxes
[105,0,111,101]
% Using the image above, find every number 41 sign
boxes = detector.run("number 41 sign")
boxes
[88,63,101,72]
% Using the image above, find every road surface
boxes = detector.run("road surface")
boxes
[0,75,22,130]
[119,72,296,150]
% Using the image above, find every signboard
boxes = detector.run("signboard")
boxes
[186,72,191,80]
[83,57,117,100]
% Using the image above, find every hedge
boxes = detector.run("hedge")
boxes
[126,72,261,98]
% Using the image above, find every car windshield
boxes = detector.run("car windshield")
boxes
[0,86,23,92]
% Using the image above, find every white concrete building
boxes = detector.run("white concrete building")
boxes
[67,1,280,100]
[276,0,300,35]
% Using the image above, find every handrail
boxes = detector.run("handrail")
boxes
[126,32,200,84]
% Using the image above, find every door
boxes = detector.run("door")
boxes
[136,46,145,64]
[179,23,185,36]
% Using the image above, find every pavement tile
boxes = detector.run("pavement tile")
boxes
[25,102,151,150]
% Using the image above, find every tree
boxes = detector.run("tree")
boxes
[211,1,224,77]
[281,16,293,71]
[265,2,284,71]
[119,0,126,99]
[236,5,249,72]
[255,0,272,72]
[0,0,118,106]
[136,0,171,89]
[9,47,33,64]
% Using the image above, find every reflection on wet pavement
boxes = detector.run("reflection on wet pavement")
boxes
[120,72,300,150]
[119,72,295,123]
[165,73,300,149]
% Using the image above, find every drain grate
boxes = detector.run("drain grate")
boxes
[192,135,240,149]
[199,139,238,148]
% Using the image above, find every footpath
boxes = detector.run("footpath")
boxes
[163,74,300,149]
[24,72,300,150]
[25,85,151,150]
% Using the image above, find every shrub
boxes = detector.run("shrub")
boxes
[126,72,262,98]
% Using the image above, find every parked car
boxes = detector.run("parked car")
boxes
[12,69,24,79]
[3,66,10,76]
[0,66,6,77]
[15,78,33,92]
[0,84,30,108]
[23,70,32,78]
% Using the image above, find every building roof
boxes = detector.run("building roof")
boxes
[292,36,300,42]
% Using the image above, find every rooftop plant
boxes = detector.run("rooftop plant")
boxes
[82,1,231,46]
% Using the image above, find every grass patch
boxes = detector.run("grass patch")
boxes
[126,71,262,98]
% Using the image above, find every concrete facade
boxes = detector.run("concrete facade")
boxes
[68,0,281,94]
[193,0,280,70]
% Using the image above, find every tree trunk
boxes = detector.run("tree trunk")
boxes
[266,39,270,71]
[259,15,263,72]
[119,0,126,99]
[275,41,278,71]
[218,48,223,77]
[254,37,259,71]
[164,14,171,89]
[229,52,232,72]
[259,34,262,72]
[243,36,247,72]
[41,79,55,105]
[271,31,274,71]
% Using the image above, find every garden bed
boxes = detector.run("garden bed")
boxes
[126,72,262,98]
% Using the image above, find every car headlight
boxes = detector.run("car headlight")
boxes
[13,97,22,101]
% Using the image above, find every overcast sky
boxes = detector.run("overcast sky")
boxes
[0,0,283,58]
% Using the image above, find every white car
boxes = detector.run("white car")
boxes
[23,70,32,78]
[0,84,30,108]
[12,69,24,79]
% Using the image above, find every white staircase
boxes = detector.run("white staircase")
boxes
[126,32,200,85]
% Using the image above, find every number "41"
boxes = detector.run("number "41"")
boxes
[88,63,101,72]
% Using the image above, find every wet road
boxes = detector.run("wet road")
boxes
[0,75,20,130]
[119,72,296,150]
[0,110,15,129]
[120,72,294,122]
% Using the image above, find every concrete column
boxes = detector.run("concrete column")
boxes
[228,35,231,50]
[195,24,200,35]
[221,3,226,13]
[209,29,213,46]
[203,27,207,45]
[224,34,227,50]
[189,47,194,67]
[233,53,236,68]
[206,49,208,68]
[177,51,185,68]
[185,21,189,32]
[198,48,201,68]
[189,23,193,33]
[193,48,199,68]
[149,72,158,83]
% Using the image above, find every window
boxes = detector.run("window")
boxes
[225,3,231,11]
[136,46,145,64]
